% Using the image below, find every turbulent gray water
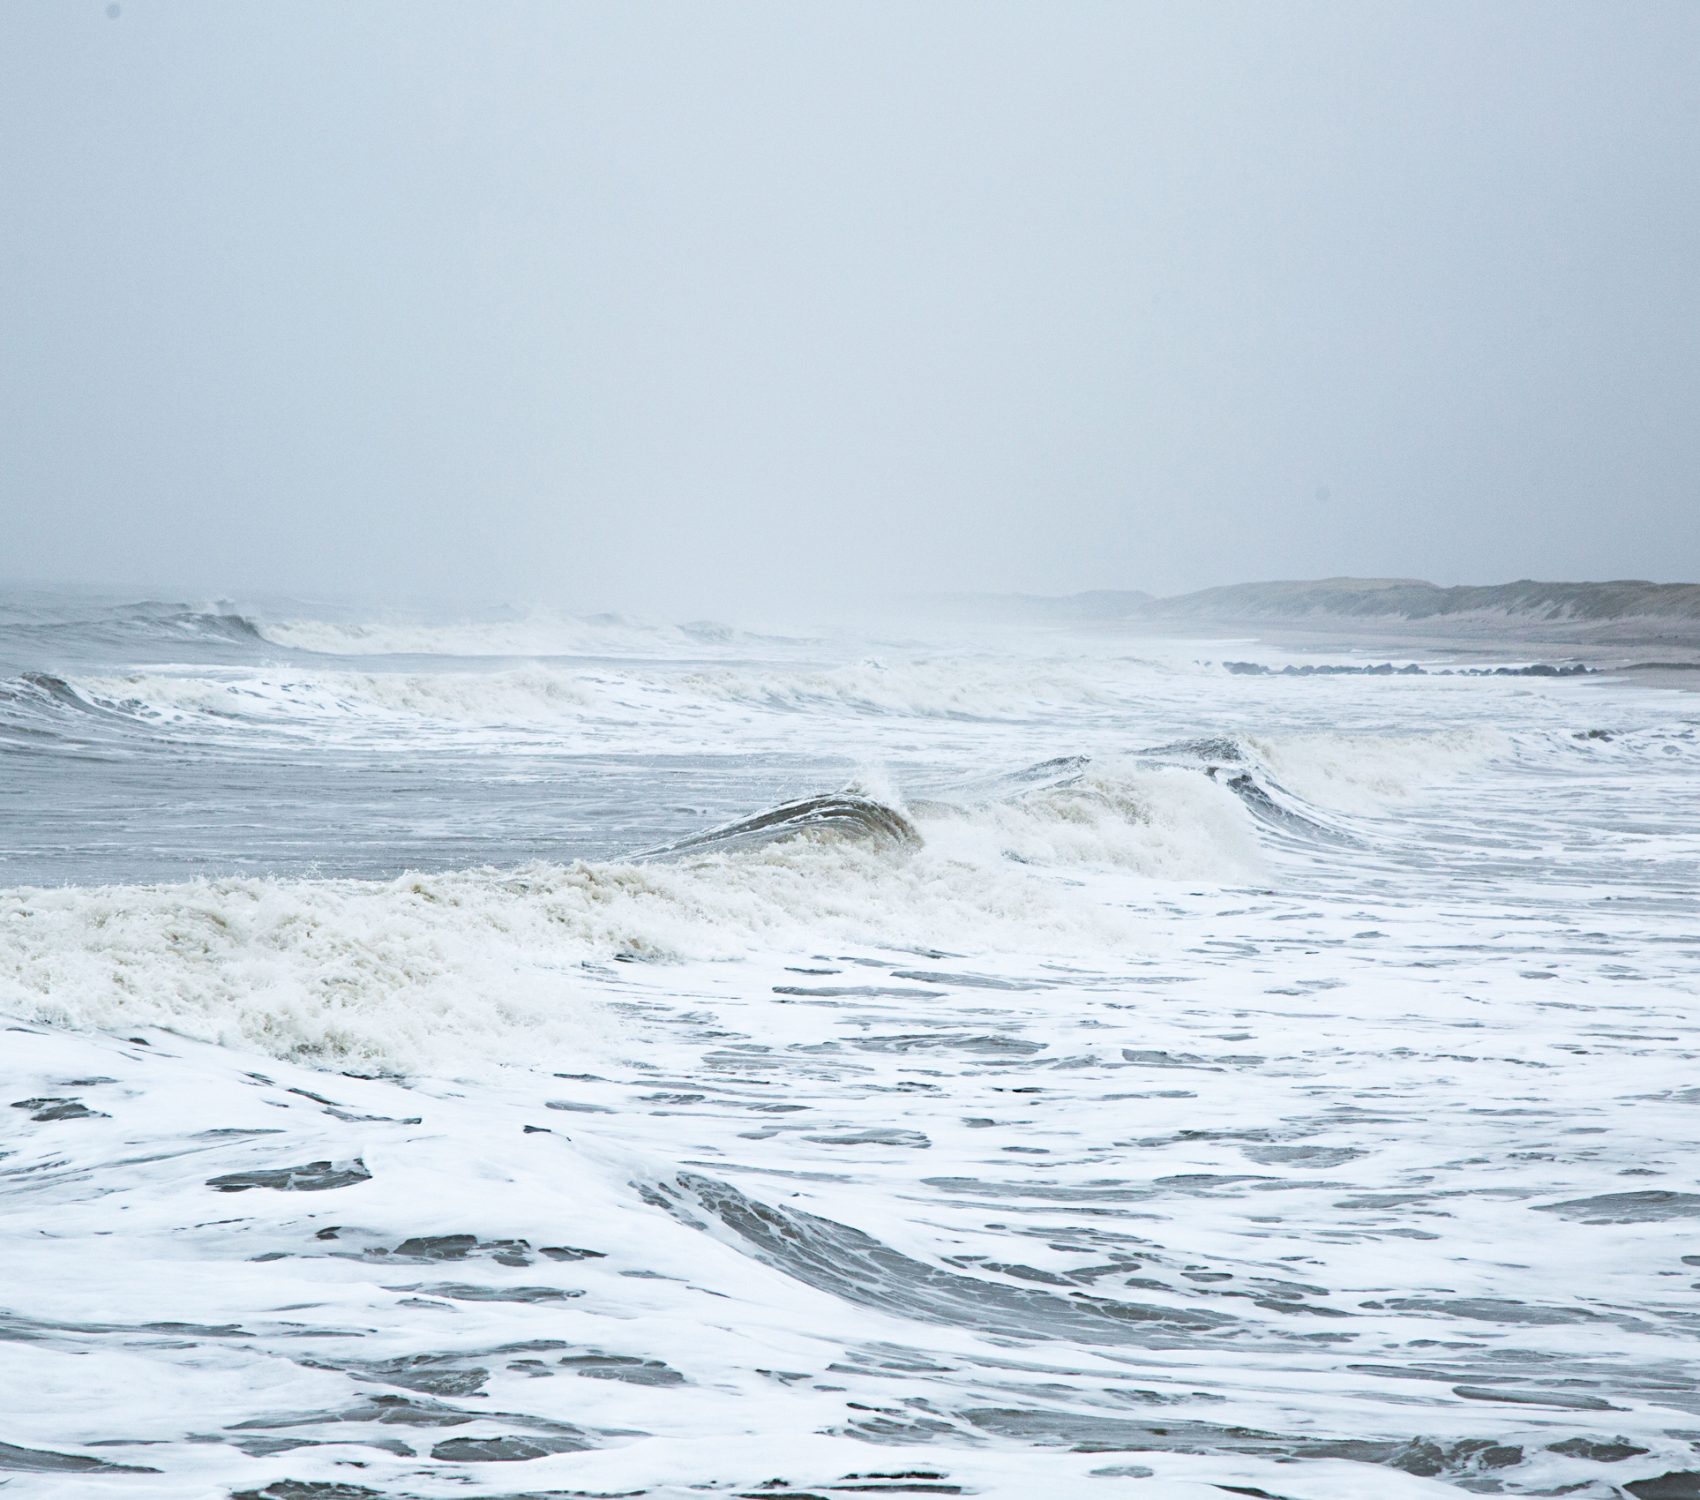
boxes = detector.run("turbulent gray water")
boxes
[3,590,1699,1499]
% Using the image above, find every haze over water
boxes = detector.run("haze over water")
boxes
[6,3,1700,1497]
[5,2,1700,607]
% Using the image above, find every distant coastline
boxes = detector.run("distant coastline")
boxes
[941,577,1700,655]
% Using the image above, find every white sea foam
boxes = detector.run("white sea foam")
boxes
[79,665,606,729]
[928,764,1266,879]
[679,655,1140,720]
[8,591,1700,1499]
[1248,725,1512,813]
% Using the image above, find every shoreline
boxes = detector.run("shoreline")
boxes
[1056,616,1700,690]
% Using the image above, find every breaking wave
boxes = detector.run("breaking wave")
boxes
[0,594,792,663]
[0,768,1263,1072]
[0,653,1153,751]
[1121,726,1508,841]
[1247,726,1511,814]
[0,672,168,753]
[924,763,1267,877]
[2,656,1136,743]
[74,665,605,729]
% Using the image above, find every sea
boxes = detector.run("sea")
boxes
[2,586,1698,1500]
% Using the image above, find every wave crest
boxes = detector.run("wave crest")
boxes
[925,764,1266,880]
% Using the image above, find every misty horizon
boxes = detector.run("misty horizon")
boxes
[5,1,1699,617]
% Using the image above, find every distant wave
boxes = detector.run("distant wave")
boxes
[0,665,659,757]
[98,600,266,642]
[81,665,601,728]
[0,653,1150,749]
[0,601,267,654]
[0,593,805,663]
[256,612,786,658]
[0,653,1519,846]
[678,657,1135,720]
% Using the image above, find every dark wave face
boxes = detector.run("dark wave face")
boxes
[636,793,921,860]
[5,584,1700,1499]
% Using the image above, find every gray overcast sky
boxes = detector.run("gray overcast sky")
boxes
[3,1,1698,614]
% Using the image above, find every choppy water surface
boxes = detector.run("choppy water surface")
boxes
[3,592,1699,1499]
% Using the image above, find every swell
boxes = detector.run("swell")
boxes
[652,1171,1232,1345]
[643,1173,1662,1488]
[0,665,605,751]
